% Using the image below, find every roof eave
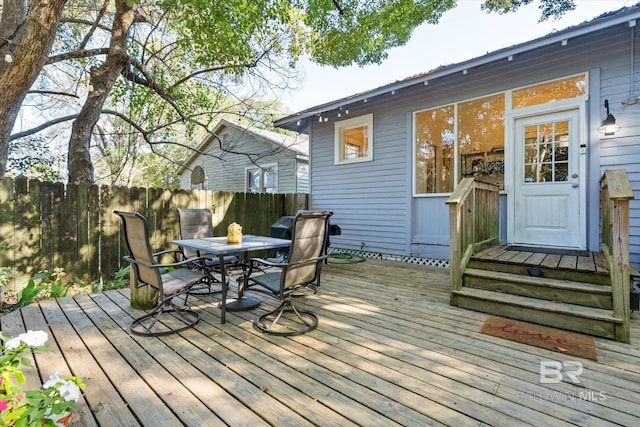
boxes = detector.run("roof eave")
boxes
[274,7,640,130]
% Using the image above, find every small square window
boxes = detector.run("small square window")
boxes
[334,114,373,164]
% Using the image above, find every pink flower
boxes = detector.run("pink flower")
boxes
[0,399,8,411]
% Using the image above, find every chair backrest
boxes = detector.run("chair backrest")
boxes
[114,211,163,291]
[177,208,214,258]
[284,210,332,289]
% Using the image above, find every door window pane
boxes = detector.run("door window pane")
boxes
[522,120,570,183]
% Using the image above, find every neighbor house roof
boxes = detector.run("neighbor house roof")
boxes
[177,119,309,176]
[274,3,640,132]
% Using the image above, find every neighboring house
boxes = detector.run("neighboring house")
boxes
[275,4,640,269]
[178,120,309,193]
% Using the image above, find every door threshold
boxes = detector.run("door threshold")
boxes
[506,245,589,256]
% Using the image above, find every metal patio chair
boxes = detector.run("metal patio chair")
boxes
[115,210,221,336]
[177,208,240,291]
[245,210,332,336]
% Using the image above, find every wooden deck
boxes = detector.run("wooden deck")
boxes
[2,259,639,426]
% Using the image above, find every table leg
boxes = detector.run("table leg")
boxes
[218,254,227,323]
[222,252,261,312]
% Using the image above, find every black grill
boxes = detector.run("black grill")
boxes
[270,216,341,260]
[270,216,295,239]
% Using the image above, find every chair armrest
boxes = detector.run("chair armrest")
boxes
[247,254,328,276]
[124,255,215,270]
[249,257,287,267]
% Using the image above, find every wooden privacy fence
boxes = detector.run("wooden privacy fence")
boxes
[0,177,308,290]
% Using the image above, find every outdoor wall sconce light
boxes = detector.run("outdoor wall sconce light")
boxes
[598,99,621,136]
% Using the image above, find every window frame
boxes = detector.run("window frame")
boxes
[245,163,278,193]
[334,113,374,165]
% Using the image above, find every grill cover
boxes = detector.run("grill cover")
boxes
[270,216,295,239]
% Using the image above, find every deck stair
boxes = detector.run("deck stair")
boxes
[452,250,624,340]
[447,173,633,343]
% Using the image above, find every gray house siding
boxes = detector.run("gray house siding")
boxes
[299,11,640,268]
[178,121,308,194]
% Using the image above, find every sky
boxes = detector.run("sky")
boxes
[282,0,636,112]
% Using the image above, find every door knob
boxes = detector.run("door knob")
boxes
[572,183,578,188]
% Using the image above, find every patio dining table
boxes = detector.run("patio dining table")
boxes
[171,234,291,323]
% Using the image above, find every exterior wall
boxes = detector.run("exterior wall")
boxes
[178,126,307,193]
[309,22,640,268]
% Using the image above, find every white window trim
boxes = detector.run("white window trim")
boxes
[245,162,278,193]
[334,113,374,165]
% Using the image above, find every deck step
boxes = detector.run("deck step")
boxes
[463,268,613,309]
[452,287,623,339]
[466,258,611,285]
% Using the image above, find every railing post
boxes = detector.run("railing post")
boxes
[600,169,634,343]
[447,178,499,306]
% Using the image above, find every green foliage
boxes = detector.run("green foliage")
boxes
[7,137,62,182]
[7,269,71,313]
[92,265,130,293]
[15,272,50,309]
[0,331,85,426]
[481,0,576,22]
[0,267,13,288]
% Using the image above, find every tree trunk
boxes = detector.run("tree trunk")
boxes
[67,0,137,184]
[0,0,67,177]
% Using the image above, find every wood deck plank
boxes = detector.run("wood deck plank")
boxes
[558,255,577,269]
[0,309,42,391]
[20,303,99,427]
[576,254,597,272]
[540,254,562,268]
[1,258,639,426]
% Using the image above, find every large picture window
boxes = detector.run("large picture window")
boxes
[334,114,373,164]
[413,74,586,195]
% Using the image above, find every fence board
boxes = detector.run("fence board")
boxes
[0,178,15,288]
[51,182,65,278]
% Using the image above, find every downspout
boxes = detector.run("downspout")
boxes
[623,20,639,105]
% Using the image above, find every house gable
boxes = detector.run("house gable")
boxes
[177,120,308,193]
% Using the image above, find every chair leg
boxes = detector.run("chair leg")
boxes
[130,300,200,337]
[254,298,318,336]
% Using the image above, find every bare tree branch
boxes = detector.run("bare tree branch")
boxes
[28,89,79,98]
[9,114,77,141]
[60,17,111,32]
[79,0,111,50]
[46,48,109,64]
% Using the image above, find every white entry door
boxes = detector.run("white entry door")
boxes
[513,110,583,248]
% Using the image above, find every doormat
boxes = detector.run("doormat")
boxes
[480,316,597,361]
[506,245,589,257]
